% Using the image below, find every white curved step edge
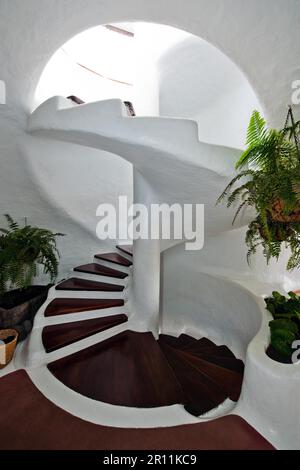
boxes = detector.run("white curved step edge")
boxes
[49,288,127,301]
[72,270,128,286]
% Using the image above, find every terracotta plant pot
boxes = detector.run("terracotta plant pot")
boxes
[0,285,50,341]
[269,198,300,223]
[0,329,18,369]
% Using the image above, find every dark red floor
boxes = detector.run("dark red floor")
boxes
[0,370,274,450]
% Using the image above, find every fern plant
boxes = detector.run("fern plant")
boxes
[0,215,64,294]
[265,291,300,358]
[217,108,300,270]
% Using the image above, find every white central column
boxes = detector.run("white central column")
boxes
[130,170,161,333]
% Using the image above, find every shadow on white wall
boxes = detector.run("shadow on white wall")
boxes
[0,80,6,104]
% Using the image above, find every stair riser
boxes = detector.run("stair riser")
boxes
[93,257,131,274]
[72,270,128,286]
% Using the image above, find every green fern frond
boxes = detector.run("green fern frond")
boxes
[246,110,266,147]
[4,214,19,231]
[0,215,64,293]
[217,108,300,271]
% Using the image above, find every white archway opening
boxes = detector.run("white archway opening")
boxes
[35,21,262,148]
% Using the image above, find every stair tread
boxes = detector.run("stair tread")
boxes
[56,277,124,292]
[189,351,244,374]
[159,334,182,348]
[182,337,216,351]
[44,298,124,317]
[74,263,128,279]
[159,334,198,350]
[158,341,227,415]
[116,245,133,256]
[48,330,185,407]
[95,253,132,267]
[177,334,199,348]
[159,335,233,358]
[186,343,237,359]
[42,314,128,352]
[163,343,243,402]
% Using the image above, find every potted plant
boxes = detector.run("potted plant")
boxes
[0,215,64,342]
[0,329,19,369]
[265,291,300,364]
[217,106,300,270]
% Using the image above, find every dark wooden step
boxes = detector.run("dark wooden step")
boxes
[74,263,128,279]
[176,334,199,349]
[158,341,227,415]
[95,253,132,267]
[173,347,243,402]
[42,314,128,353]
[166,333,244,381]
[56,277,124,292]
[185,342,237,359]
[48,331,185,408]
[158,336,244,415]
[116,245,133,256]
[159,334,198,350]
[44,298,124,317]
[158,334,182,349]
[189,351,244,374]
[181,337,216,352]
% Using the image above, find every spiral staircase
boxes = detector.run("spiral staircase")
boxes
[32,245,244,417]
[14,95,298,449]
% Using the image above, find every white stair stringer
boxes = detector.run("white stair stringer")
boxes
[28,97,238,177]
[28,97,253,256]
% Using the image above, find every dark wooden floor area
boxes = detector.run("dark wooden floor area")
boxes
[0,371,275,450]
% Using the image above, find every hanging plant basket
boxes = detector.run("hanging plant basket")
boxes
[218,105,300,270]
[258,219,293,242]
[268,198,300,223]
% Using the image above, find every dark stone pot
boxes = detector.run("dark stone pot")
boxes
[266,344,293,364]
[0,285,50,342]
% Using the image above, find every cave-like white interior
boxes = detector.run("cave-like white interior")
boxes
[1,0,300,451]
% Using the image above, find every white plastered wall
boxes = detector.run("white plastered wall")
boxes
[0,0,300,447]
